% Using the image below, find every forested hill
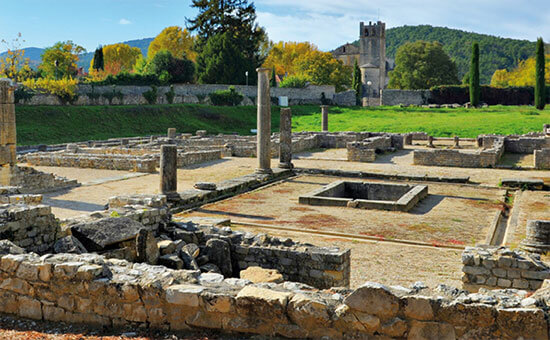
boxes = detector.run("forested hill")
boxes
[352,25,537,84]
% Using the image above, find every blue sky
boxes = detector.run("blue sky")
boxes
[1,0,549,53]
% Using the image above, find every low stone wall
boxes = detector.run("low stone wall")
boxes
[534,148,550,169]
[0,204,59,254]
[0,252,548,339]
[5,166,79,194]
[25,152,158,173]
[347,143,376,162]
[504,136,550,154]
[413,138,504,168]
[346,135,396,162]
[18,84,336,106]
[462,246,550,291]
[24,149,223,173]
[381,89,431,106]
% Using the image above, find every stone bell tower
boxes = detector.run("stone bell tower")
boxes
[359,21,386,100]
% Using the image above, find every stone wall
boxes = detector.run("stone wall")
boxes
[24,149,223,173]
[413,138,504,168]
[0,204,59,254]
[0,251,548,339]
[18,84,336,106]
[6,166,79,193]
[381,89,431,106]
[534,148,550,169]
[504,136,550,154]
[462,246,550,291]
[346,143,376,162]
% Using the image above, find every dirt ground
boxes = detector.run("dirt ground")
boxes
[27,148,550,219]
[183,175,505,246]
[232,224,463,289]
[505,190,550,248]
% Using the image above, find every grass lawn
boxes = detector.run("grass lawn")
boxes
[291,105,550,137]
[15,104,550,145]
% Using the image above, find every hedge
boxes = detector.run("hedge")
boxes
[429,85,550,105]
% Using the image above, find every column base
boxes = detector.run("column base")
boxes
[255,168,273,175]
[278,162,294,169]
[162,191,180,201]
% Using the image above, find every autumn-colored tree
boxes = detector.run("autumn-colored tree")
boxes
[91,43,142,75]
[148,26,196,61]
[40,41,85,79]
[490,55,550,87]
[0,33,32,81]
[263,41,318,76]
[294,50,351,92]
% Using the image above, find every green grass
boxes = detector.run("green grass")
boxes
[290,105,550,137]
[15,104,550,145]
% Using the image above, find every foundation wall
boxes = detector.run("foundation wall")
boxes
[0,252,547,339]
[462,247,550,291]
[534,148,550,169]
[413,139,504,168]
[504,137,550,154]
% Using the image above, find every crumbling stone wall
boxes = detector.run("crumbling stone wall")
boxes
[534,148,550,169]
[0,252,548,339]
[413,138,504,168]
[0,204,59,254]
[504,136,550,154]
[462,246,550,291]
[381,89,431,106]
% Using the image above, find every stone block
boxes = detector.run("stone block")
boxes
[165,284,204,306]
[18,296,42,320]
[240,266,283,283]
[343,282,399,319]
[497,278,512,288]
[408,320,456,340]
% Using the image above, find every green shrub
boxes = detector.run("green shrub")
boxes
[208,86,243,106]
[85,73,162,86]
[165,85,175,104]
[279,75,309,88]
[429,85,545,105]
[143,86,158,104]
[14,85,35,104]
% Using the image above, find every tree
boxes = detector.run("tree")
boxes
[470,42,480,106]
[187,0,267,84]
[263,41,318,76]
[40,41,85,79]
[92,47,104,71]
[535,38,546,110]
[144,50,195,83]
[270,66,277,88]
[91,43,141,75]
[195,31,248,84]
[351,59,362,104]
[148,26,196,61]
[0,33,32,82]
[388,41,459,89]
[490,55,550,87]
[294,50,351,92]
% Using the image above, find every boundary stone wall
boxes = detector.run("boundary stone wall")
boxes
[0,252,548,339]
[18,84,336,106]
[462,246,550,291]
[381,89,431,106]
[504,136,550,154]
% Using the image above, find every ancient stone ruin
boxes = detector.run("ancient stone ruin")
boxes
[2,77,550,339]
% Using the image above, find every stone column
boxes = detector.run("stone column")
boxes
[160,145,177,195]
[167,128,176,139]
[256,68,272,174]
[0,79,16,187]
[453,136,460,148]
[278,108,293,169]
[321,105,329,132]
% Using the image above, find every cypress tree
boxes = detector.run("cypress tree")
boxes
[270,66,277,88]
[535,38,546,110]
[469,42,480,107]
[351,59,362,105]
[92,47,104,71]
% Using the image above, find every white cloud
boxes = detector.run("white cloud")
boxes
[119,18,132,25]
[254,0,549,50]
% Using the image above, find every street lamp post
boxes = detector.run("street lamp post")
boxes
[366,80,372,107]
[54,60,59,80]
[245,71,249,86]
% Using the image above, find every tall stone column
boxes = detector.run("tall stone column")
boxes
[0,79,16,186]
[278,108,293,169]
[256,68,272,174]
[167,128,176,139]
[321,105,329,132]
[160,145,178,196]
